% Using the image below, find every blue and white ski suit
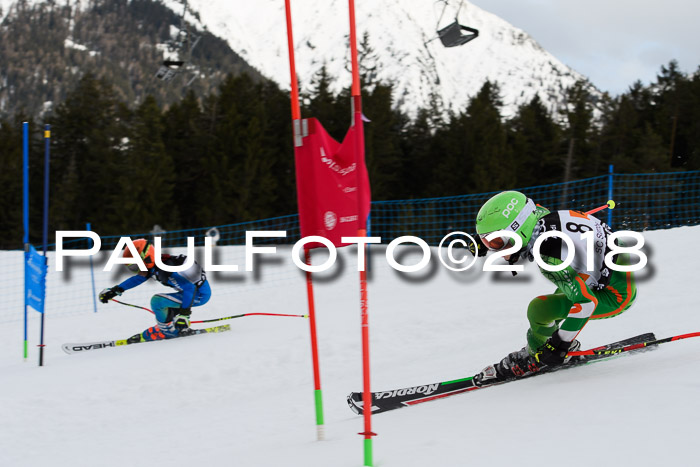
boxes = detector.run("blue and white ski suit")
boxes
[118,255,211,323]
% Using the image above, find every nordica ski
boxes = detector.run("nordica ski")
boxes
[347,332,656,415]
[62,324,231,354]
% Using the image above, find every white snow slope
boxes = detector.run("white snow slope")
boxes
[1,226,699,467]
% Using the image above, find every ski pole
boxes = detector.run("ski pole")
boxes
[111,299,154,314]
[192,313,308,324]
[567,331,700,357]
[110,299,308,322]
[585,199,615,216]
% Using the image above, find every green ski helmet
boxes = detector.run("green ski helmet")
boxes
[475,191,540,251]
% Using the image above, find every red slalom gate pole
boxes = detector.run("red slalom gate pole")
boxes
[358,229,375,466]
[285,0,325,441]
[348,0,375,465]
[285,0,301,121]
[305,249,325,440]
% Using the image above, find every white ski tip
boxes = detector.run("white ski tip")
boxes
[62,341,117,354]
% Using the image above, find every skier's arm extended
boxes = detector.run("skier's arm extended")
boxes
[98,273,148,303]
[118,273,148,291]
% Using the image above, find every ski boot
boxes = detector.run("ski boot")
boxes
[473,340,581,387]
[140,321,180,342]
[473,347,541,386]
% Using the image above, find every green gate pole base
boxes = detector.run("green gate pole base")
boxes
[314,389,325,441]
[364,438,373,467]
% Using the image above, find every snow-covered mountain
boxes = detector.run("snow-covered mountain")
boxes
[161,0,595,118]
[0,0,595,118]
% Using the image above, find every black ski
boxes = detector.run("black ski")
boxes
[62,324,231,354]
[347,332,656,415]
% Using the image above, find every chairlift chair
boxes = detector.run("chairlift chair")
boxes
[154,0,201,85]
[427,0,479,48]
[437,20,478,47]
[155,60,184,81]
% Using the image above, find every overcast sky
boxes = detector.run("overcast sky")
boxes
[469,0,699,95]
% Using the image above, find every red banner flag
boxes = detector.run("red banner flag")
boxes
[294,115,371,247]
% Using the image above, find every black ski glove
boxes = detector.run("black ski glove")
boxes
[535,332,570,367]
[99,286,124,304]
[467,234,488,257]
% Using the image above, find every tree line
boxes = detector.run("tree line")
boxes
[1,60,699,249]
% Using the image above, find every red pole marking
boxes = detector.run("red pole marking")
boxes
[305,249,322,392]
[348,0,372,444]
[358,229,374,439]
[348,0,361,98]
[285,0,301,120]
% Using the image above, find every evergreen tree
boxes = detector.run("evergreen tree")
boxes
[507,95,562,186]
[230,114,278,221]
[116,95,178,232]
[304,65,348,140]
[431,80,511,195]
[200,73,284,225]
[0,118,23,249]
[257,79,297,216]
[654,61,692,168]
[51,74,124,235]
[163,90,207,228]
[361,83,407,200]
[398,108,438,198]
[685,67,700,169]
[561,80,597,180]
[465,81,512,192]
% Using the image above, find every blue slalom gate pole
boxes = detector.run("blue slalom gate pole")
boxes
[22,122,29,360]
[608,165,614,228]
[87,222,98,313]
[38,124,50,366]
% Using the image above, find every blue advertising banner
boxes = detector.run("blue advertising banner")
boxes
[25,245,47,313]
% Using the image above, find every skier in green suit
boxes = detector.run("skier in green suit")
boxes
[470,191,638,385]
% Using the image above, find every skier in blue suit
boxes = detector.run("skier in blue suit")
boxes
[98,238,211,341]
